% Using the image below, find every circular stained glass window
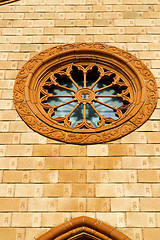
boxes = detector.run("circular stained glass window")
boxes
[13,43,158,144]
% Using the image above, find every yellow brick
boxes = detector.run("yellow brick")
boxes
[87,144,108,156]
[147,132,160,144]
[152,184,160,197]
[12,213,41,227]
[43,184,72,197]
[135,144,160,156]
[72,184,94,197]
[124,184,152,197]
[0,110,17,120]
[0,228,17,240]
[0,145,6,156]
[45,157,72,169]
[95,157,122,169]
[10,121,30,133]
[0,213,12,227]
[55,20,75,27]
[76,20,93,26]
[140,198,160,211]
[42,213,71,227]
[0,158,12,169]
[138,170,160,182]
[2,89,13,99]
[28,198,57,211]
[87,170,109,183]
[30,170,58,183]
[21,133,46,144]
[109,170,137,183]
[59,170,86,182]
[87,198,110,212]
[96,184,124,197]
[26,228,49,240]
[0,198,21,212]
[55,6,75,12]
[114,19,135,26]
[72,157,94,169]
[121,132,147,143]
[0,100,13,110]
[18,157,45,169]
[57,198,86,211]
[109,144,135,156]
[97,213,126,227]
[111,198,139,211]
[135,19,156,26]
[60,145,86,156]
[76,35,93,43]
[33,145,59,157]
[126,212,156,227]
[143,229,160,240]
[94,19,108,26]
[149,157,160,169]
[6,145,33,156]
[15,184,42,197]
[122,157,149,169]
[3,170,25,183]
[123,12,143,18]
[128,43,149,51]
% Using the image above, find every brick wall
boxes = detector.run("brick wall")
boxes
[0,0,160,239]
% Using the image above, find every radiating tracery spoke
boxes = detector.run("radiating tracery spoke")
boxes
[52,99,75,110]
[50,75,76,93]
[94,99,117,111]
[94,84,113,93]
[67,103,80,118]
[40,63,131,129]
[50,94,74,98]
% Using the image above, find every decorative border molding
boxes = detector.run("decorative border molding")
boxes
[0,0,20,6]
[13,43,158,144]
[36,216,132,240]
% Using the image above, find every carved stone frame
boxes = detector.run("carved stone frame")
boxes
[13,43,158,144]
[36,216,132,240]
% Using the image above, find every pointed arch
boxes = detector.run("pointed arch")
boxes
[36,216,131,240]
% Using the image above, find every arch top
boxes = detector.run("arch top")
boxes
[36,216,132,240]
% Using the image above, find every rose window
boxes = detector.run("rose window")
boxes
[13,43,158,144]
[40,64,131,129]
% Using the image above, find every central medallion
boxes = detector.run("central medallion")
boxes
[75,88,95,103]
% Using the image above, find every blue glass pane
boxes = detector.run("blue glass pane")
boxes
[70,66,84,88]
[86,104,99,127]
[51,101,77,119]
[86,66,100,87]
[70,104,83,127]
[93,101,118,119]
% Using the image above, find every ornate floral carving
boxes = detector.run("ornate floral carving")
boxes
[146,79,158,102]
[17,58,42,79]
[13,43,158,144]
[13,78,26,103]
[130,102,156,127]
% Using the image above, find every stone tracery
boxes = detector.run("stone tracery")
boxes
[40,64,131,129]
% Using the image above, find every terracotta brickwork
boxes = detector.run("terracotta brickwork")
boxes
[0,0,160,240]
